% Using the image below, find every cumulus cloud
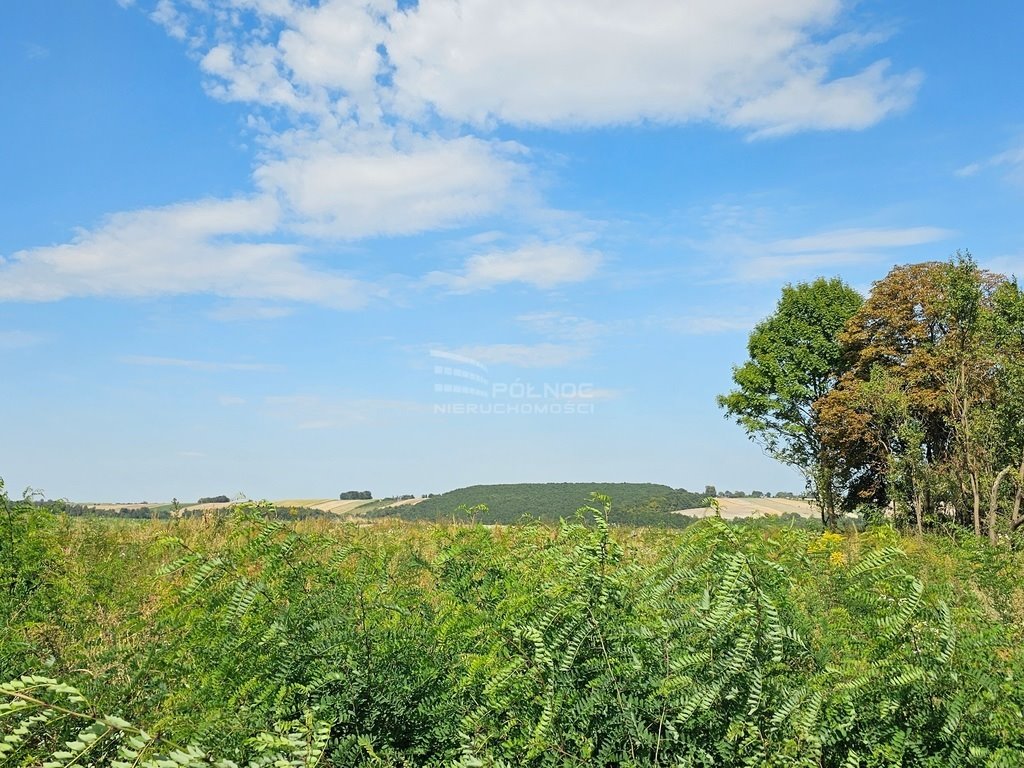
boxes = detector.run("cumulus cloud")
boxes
[154,0,921,250]
[0,197,371,307]
[386,0,918,134]
[177,0,919,136]
[200,42,309,110]
[12,1,924,308]
[256,135,527,238]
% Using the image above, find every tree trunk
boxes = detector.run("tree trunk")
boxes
[1012,451,1024,532]
[970,472,982,537]
[988,465,1013,545]
[813,463,838,530]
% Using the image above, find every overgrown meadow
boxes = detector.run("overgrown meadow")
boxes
[3,484,1023,767]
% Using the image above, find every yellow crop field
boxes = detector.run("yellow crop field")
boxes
[677,497,818,520]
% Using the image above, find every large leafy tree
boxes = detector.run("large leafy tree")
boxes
[718,278,863,527]
[816,255,1024,537]
[816,262,963,526]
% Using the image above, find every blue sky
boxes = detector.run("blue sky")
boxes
[2,0,1023,502]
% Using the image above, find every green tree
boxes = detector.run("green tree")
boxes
[816,255,1024,539]
[988,277,1024,537]
[718,277,863,527]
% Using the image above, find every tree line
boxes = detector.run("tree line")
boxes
[370,482,707,526]
[339,490,373,500]
[720,252,1024,539]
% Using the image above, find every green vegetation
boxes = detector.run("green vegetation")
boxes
[723,254,1024,541]
[23,498,333,521]
[371,482,705,526]
[3,481,1023,766]
[340,491,373,500]
[718,277,864,527]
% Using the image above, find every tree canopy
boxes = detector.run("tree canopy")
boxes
[718,277,863,526]
[726,253,1024,540]
[816,254,1024,539]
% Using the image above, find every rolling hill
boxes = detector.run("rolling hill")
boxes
[367,482,708,526]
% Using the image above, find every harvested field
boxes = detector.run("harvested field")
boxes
[303,499,372,514]
[381,497,425,507]
[677,497,818,520]
[274,498,330,508]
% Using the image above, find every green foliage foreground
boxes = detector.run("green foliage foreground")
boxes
[2,485,1024,767]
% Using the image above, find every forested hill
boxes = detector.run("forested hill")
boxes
[371,482,707,526]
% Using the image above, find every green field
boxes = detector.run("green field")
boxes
[3,487,1023,767]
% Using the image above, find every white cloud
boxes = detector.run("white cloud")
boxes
[121,355,283,372]
[256,135,527,238]
[277,0,392,121]
[386,0,918,134]
[138,0,921,256]
[11,1,924,312]
[735,225,954,281]
[429,243,602,292]
[185,0,918,137]
[956,144,1024,182]
[218,395,248,406]
[0,197,372,307]
[771,226,954,253]
[727,61,920,138]
[0,330,45,350]
[201,42,310,111]
[446,343,589,368]
[699,223,954,283]
[151,0,190,41]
